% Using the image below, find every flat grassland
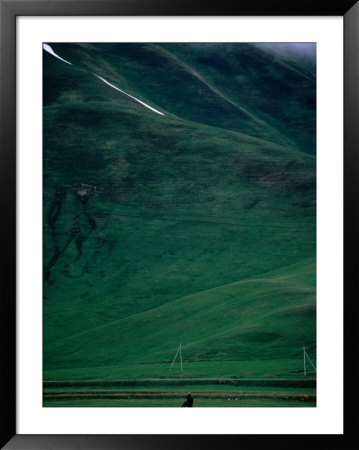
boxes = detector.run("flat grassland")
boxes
[44,361,316,407]
[43,383,316,408]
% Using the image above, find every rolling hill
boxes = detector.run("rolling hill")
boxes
[43,43,316,381]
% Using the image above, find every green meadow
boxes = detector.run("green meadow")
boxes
[43,43,316,406]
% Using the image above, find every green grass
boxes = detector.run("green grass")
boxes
[44,259,315,371]
[44,358,314,381]
[44,386,316,394]
[43,43,316,399]
[43,395,316,408]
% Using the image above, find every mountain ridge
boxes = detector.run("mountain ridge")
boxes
[43,43,316,379]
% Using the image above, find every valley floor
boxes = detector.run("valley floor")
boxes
[43,388,316,408]
[43,376,316,408]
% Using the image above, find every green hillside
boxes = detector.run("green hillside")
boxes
[43,43,316,385]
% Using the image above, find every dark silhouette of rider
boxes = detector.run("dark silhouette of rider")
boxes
[182,392,194,407]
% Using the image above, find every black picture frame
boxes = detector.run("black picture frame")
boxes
[1,0,357,448]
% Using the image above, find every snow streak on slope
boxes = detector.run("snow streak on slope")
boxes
[43,44,164,116]
[96,75,165,116]
[43,44,72,65]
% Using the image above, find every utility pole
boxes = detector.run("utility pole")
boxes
[180,343,183,371]
[303,345,316,376]
[305,350,316,372]
[170,343,183,370]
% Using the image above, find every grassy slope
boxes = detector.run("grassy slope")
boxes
[157,43,316,155]
[45,43,304,149]
[43,44,316,380]
[45,259,315,369]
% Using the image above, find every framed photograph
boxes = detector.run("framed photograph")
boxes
[1,0,356,448]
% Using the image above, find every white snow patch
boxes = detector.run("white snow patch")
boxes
[42,45,163,116]
[43,44,72,65]
[96,75,164,116]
